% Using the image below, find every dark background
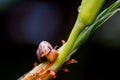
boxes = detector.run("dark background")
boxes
[0,0,120,80]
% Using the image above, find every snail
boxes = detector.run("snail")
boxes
[36,41,58,63]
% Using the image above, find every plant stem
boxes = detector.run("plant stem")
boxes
[49,0,105,71]
[49,19,86,71]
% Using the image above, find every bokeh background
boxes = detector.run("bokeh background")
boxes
[0,0,120,80]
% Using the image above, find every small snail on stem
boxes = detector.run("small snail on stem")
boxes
[36,41,58,63]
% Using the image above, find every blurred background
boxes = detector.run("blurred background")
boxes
[0,0,120,80]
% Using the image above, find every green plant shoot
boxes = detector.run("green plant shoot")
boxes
[18,0,120,80]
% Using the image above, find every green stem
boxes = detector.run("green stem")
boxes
[49,0,105,71]
[50,19,86,71]
[59,19,85,59]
